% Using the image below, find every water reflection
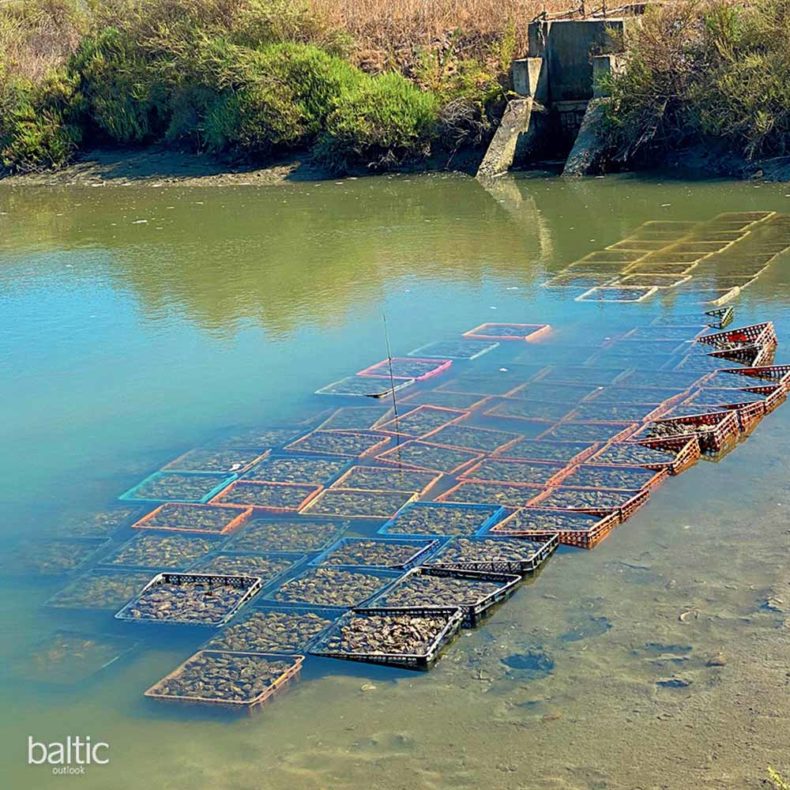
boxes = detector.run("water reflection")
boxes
[1,174,790,789]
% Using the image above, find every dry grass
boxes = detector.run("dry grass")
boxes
[0,0,85,81]
[310,0,570,71]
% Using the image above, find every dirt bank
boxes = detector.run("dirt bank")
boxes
[0,147,333,187]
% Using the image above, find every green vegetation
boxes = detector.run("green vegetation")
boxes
[602,0,790,167]
[0,0,513,175]
[768,766,790,790]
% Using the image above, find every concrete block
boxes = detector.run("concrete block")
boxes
[512,58,548,102]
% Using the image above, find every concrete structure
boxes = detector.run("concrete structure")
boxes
[476,17,637,178]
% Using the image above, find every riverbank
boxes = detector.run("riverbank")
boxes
[0,148,329,187]
[2,144,789,188]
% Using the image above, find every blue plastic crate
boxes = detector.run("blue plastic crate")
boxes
[119,471,236,504]
[378,502,506,540]
[308,536,444,571]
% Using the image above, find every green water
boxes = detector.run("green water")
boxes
[1,174,789,790]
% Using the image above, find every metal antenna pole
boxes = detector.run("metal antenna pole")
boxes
[382,311,402,461]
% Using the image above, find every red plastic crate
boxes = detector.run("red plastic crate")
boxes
[437,480,544,509]
[743,384,787,414]
[462,322,552,342]
[494,438,600,466]
[526,486,650,523]
[678,389,769,432]
[357,357,452,382]
[211,481,323,513]
[713,365,790,394]
[374,440,484,475]
[566,401,670,424]
[460,458,574,487]
[638,410,739,453]
[330,464,442,497]
[132,503,252,535]
[559,463,668,493]
[422,423,523,454]
[490,507,620,549]
[708,343,776,367]
[284,430,392,459]
[610,435,702,474]
[696,321,777,350]
[375,405,467,437]
[526,486,650,522]
[537,420,640,444]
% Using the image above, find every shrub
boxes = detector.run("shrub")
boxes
[0,67,81,172]
[70,27,165,144]
[603,0,790,164]
[201,43,362,155]
[316,71,439,173]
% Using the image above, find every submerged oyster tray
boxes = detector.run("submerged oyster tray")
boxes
[14,211,790,713]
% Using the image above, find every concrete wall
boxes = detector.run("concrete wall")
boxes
[527,19,632,102]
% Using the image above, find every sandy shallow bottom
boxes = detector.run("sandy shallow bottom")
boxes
[1,178,788,789]
[14,429,783,790]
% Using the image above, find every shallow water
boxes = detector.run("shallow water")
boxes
[1,174,789,789]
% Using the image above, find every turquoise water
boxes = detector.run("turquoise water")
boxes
[1,175,789,789]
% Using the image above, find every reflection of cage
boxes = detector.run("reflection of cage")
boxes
[576,286,658,302]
